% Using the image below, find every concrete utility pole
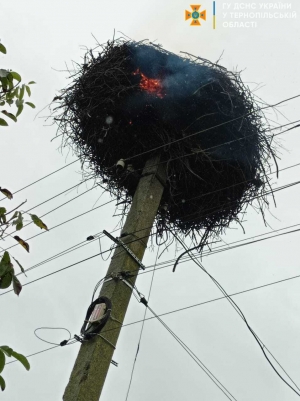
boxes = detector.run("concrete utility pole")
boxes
[63,155,166,401]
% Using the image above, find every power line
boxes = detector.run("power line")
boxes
[5,345,60,365]
[2,184,98,241]
[23,177,95,214]
[125,259,238,400]
[0,252,105,296]
[2,152,299,259]
[136,272,300,322]
[137,223,300,276]
[7,270,300,365]
[4,171,298,258]
[2,202,299,391]
[177,178,300,227]
[15,219,299,290]
[145,302,238,401]
[6,267,300,398]
[0,231,158,296]
[0,198,116,253]
[172,233,300,396]
[0,159,79,201]
[116,120,300,182]
[16,233,102,276]
[125,246,160,401]
[4,158,300,281]
[123,95,300,163]
[3,219,300,298]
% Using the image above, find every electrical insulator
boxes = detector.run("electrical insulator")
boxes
[116,159,125,174]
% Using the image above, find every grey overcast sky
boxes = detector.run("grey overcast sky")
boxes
[1,1,300,400]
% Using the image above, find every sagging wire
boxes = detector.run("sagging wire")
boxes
[0,198,116,255]
[171,231,300,397]
[98,235,114,262]
[124,279,238,401]
[9,268,300,369]
[125,244,160,401]
[33,274,117,365]
[0,159,79,202]
[34,327,73,346]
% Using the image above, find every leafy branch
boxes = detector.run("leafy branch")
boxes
[0,41,36,126]
[0,187,49,294]
[0,346,30,391]
[0,39,41,392]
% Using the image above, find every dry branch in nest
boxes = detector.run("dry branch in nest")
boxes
[52,39,278,251]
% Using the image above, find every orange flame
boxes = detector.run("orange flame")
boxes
[133,69,164,98]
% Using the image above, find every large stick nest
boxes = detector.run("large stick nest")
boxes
[52,39,277,249]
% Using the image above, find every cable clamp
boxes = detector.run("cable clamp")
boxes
[103,230,146,270]
[102,277,114,285]
[74,334,83,343]
[120,278,135,292]
[110,270,134,281]
[140,296,148,307]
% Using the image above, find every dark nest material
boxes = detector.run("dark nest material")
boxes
[52,39,278,250]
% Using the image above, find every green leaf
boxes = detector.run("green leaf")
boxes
[25,85,31,97]
[10,71,21,82]
[1,111,17,123]
[6,72,13,83]
[25,102,35,109]
[7,79,13,91]
[19,84,25,100]
[13,212,23,230]
[0,118,8,126]
[13,236,29,252]
[5,91,14,100]
[0,350,5,374]
[0,188,12,199]
[0,207,6,224]
[16,104,23,117]
[16,221,22,230]
[0,252,13,280]
[11,351,30,371]
[0,346,13,357]
[15,98,23,107]
[0,77,8,90]
[31,214,49,231]
[0,101,5,106]
[0,69,9,78]
[0,251,12,277]
[0,271,13,289]
[0,375,5,391]
[0,252,10,266]
[28,81,36,85]
[0,43,7,54]
[12,257,26,276]
[12,275,22,296]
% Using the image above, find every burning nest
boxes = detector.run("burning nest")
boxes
[52,39,277,249]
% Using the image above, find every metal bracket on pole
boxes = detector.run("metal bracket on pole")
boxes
[103,230,146,270]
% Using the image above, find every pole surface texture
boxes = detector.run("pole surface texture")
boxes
[63,156,166,401]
